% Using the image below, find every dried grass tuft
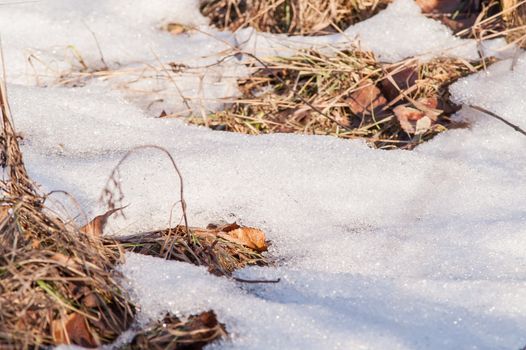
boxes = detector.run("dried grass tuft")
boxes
[501,0,526,45]
[110,224,269,276]
[200,0,390,35]
[198,0,525,46]
[0,73,134,348]
[186,48,489,149]
[122,311,226,350]
[456,0,526,47]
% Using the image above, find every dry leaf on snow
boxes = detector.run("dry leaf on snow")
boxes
[80,205,128,237]
[211,223,268,252]
[164,22,191,35]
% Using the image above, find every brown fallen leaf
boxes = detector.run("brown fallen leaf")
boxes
[292,105,314,123]
[379,66,418,101]
[394,105,425,121]
[31,239,41,249]
[347,81,388,119]
[208,221,240,232]
[83,292,100,308]
[439,14,478,33]
[129,310,226,349]
[52,313,99,348]
[394,105,436,135]
[415,0,460,13]
[0,205,10,222]
[164,22,191,35]
[414,96,443,121]
[418,96,439,109]
[218,226,267,252]
[80,205,128,237]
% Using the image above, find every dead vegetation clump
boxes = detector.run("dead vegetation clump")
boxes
[454,0,526,46]
[501,0,526,45]
[121,311,227,350]
[0,79,134,348]
[92,145,270,277]
[199,0,390,35]
[186,49,488,149]
[110,222,269,276]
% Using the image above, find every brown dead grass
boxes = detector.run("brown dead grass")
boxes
[197,0,526,47]
[501,0,526,45]
[110,223,269,277]
[200,0,391,35]
[121,311,227,350]
[0,72,134,348]
[456,0,526,47]
[197,0,523,37]
[185,49,489,149]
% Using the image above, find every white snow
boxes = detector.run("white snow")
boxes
[451,54,526,129]
[2,0,526,349]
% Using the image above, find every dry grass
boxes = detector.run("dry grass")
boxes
[501,0,526,45]
[186,49,488,149]
[121,311,227,350]
[37,1,523,152]
[0,203,135,348]
[200,0,390,35]
[198,0,525,36]
[0,73,134,348]
[1,2,521,348]
[456,0,526,47]
[110,224,269,276]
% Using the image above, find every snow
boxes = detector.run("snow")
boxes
[451,54,526,129]
[2,0,526,349]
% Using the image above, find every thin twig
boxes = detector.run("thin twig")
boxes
[233,277,281,284]
[83,21,108,69]
[470,104,526,136]
[100,145,190,235]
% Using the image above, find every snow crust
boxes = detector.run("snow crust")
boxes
[451,54,526,129]
[1,0,526,349]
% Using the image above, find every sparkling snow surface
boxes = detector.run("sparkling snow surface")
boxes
[2,0,526,349]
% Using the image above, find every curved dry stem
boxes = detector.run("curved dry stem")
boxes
[99,145,189,235]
